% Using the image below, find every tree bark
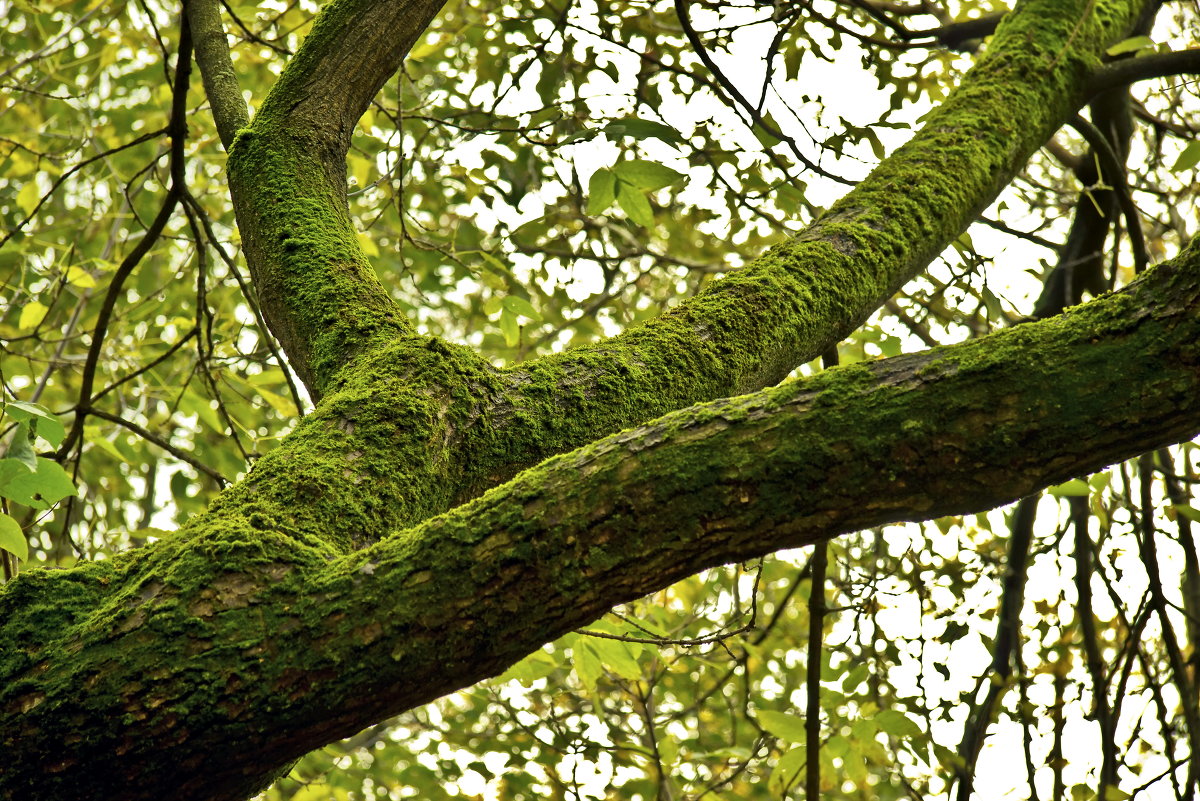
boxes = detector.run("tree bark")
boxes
[2,1,1193,800]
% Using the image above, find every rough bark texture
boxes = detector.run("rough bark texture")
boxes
[1,1,1192,800]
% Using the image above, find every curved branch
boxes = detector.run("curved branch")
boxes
[255,0,447,146]
[222,0,447,396]
[5,231,1200,801]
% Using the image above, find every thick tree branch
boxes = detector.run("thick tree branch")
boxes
[4,233,1199,801]
[213,0,1161,537]
[254,0,447,149]
[222,0,446,396]
[459,0,1158,498]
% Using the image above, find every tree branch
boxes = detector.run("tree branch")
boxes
[454,0,1159,501]
[185,0,249,150]
[222,0,454,395]
[1087,48,1200,97]
[5,231,1200,801]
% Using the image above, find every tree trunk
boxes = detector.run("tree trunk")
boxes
[2,1,1189,799]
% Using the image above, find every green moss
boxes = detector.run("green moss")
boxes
[226,127,412,397]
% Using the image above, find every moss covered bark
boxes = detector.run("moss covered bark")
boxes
[1,1,1187,799]
[3,234,1199,801]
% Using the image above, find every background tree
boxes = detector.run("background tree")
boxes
[1,0,1199,799]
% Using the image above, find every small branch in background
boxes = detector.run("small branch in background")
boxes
[56,16,193,460]
[955,495,1036,801]
[83,407,228,487]
[1071,494,1116,793]
[805,538,827,801]
[1067,114,1148,273]
[1138,454,1200,792]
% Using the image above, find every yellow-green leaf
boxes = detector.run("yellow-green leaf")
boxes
[501,294,541,321]
[876,709,923,738]
[357,231,379,257]
[1105,36,1154,56]
[768,746,806,795]
[616,182,653,227]
[0,513,28,561]
[18,300,47,330]
[1047,479,1090,497]
[497,649,559,686]
[758,710,808,742]
[581,634,642,680]
[499,307,520,347]
[572,639,604,689]
[17,181,40,216]
[1172,141,1200,173]
[1172,504,1200,524]
[65,266,96,288]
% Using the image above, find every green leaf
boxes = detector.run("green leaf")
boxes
[477,251,513,278]
[875,709,923,738]
[0,457,77,510]
[0,513,27,561]
[768,746,806,795]
[572,639,604,689]
[615,182,654,227]
[1105,36,1154,56]
[5,422,38,471]
[560,128,600,145]
[842,663,869,691]
[497,649,560,685]
[581,634,642,680]
[3,400,65,446]
[85,426,136,465]
[758,710,808,742]
[613,159,685,191]
[1047,479,1090,497]
[603,118,685,146]
[499,308,520,347]
[863,127,886,160]
[826,734,851,758]
[586,168,616,215]
[845,751,868,785]
[0,459,32,492]
[501,295,542,321]
[1172,141,1200,173]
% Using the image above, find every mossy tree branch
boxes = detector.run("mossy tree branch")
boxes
[4,234,1199,801]
[228,0,1162,522]
[222,0,445,396]
[3,2,1192,800]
